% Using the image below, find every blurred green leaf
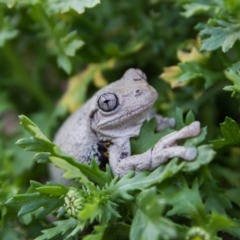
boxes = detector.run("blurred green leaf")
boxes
[202,181,232,214]
[181,3,212,18]
[0,17,18,47]
[46,0,101,14]
[199,19,240,52]
[35,218,79,240]
[224,61,240,99]
[130,188,176,240]
[6,193,63,218]
[211,117,240,149]
[83,225,107,240]
[162,178,207,225]
[178,61,218,88]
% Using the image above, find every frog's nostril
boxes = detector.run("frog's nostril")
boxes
[135,89,141,95]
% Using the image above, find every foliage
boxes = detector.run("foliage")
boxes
[1,0,240,239]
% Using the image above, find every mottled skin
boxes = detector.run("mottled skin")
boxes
[49,69,200,181]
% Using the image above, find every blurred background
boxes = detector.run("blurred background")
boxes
[1,0,240,238]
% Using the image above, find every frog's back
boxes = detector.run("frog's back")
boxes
[54,100,99,164]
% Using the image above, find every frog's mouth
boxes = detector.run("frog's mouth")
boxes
[99,97,156,127]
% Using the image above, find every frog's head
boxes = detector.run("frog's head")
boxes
[90,68,158,139]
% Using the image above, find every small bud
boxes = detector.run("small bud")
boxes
[185,227,210,240]
[64,188,85,218]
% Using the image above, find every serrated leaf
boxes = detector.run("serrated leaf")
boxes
[130,118,173,155]
[47,0,100,14]
[211,117,240,149]
[178,61,218,88]
[35,218,79,240]
[33,152,51,163]
[199,19,240,52]
[224,61,240,99]
[50,156,87,180]
[160,66,186,88]
[18,115,50,142]
[110,159,184,201]
[130,188,176,240]
[225,188,240,207]
[162,178,207,225]
[202,181,232,214]
[79,200,102,223]
[181,3,212,18]
[6,193,63,218]
[16,137,53,152]
[222,219,240,238]
[207,211,237,235]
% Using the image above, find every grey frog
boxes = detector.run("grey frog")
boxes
[49,68,200,181]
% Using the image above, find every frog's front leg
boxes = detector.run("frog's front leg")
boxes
[108,121,201,177]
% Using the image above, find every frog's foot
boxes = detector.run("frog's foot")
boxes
[151,146,197,169]
[154,121,201,150]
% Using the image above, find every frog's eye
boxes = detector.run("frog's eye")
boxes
[98,93,119,112]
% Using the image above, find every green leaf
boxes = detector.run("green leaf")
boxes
[225,188,240,207]
[83,225,107,240]
[46,0,101,14]
[57,54,72,74]
[77,183,119,225]
[0,17,18,47]
[181,3,212,18]
[202,181,232,214]
[130,188,176,240]
[185,110,195,125]
[211,117,240,149]
[174,107,185,130]
[222,219,240,239]
[183,145,216,172]
[35,218,79,240]
[162,178,207,225]
[50,155,87,181]
[224,61,240,99]
[110,159,185,201]
[28,6,84,74]
[6,193,63,218]
[207,211,238,236]
[100,222,130,240]
[178,61,218,88]
[130,118,173,155]
[199,19,240,52]
[61,31,85,56]
[36,185,68,197]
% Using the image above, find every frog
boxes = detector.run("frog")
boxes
[49,68,201,181]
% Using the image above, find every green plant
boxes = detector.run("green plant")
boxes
[1,0,240,239]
